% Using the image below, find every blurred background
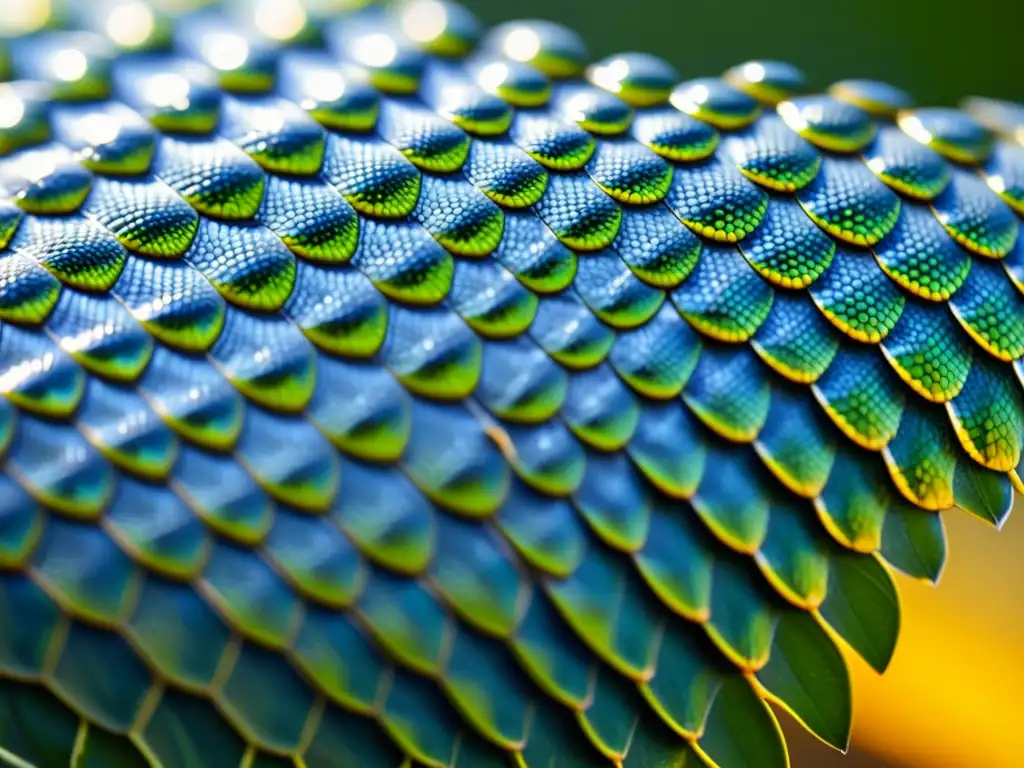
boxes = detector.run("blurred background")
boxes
[779,509,1024,767]
[463,3,1024,766]
[463,0,1022,105]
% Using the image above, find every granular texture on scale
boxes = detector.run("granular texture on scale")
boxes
[0,1,1023,766]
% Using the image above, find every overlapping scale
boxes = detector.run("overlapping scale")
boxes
[423,70,514,136]
[464,139,549,208]
[810,246,905,343]
[0,252,60,324]
[173,15,276,94]
[947,358,1024,472]
[482,20,587,78]
[671,243,774,342]
[219,96,326,175]
[883,403,959,510]
[665,158,768,243]
[1003,237,1024,294]
[882,299,973,402]
[138,348,244,451]
[378,98,471,173]
[814,345,906,450]
[671,78,762,130]
[0,201,24,250]
[932,168,1019,258]
[184,219,296,311]
[511,113,596,170]
[113,58,222,135]
[396,0,482,58]
[683,345,771,444]
[752,293,840,383]
[115,256,226,352]
[724,114,822,193]
[574,250,664,329]
[588,53,678,107]
[327,16,427,95]
[470,56,552,107]
[962,96,1024,144]
[12,215,128,292]
[984,142,1024,216]
[863,125,951,202]
[322,134,422,219]
[534,172,622,251]
[277,53,381,133]
[755,386,837,498]
[47,289,154,382]
[611,303,701,398]
[0,145,94,215]
[613,205,701,288]
[829,79,914,118]
[873,202,971,301]
[740,197,835,288]
[755,500,830,608]
[725,60,806,105]
[413,174,505,257]
[798,155,902,247]
[778,95,877,153]
[1,4,1022,768]
[586,140,673,205]
[949,258,1024,361]
[899,107,994,164]
[553,84,635,136]
[83,176,200,259]
[76,379,178,481]
[632,108,720,164]
[154,136,266,221]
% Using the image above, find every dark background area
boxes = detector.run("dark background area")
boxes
[461,0,1022,106]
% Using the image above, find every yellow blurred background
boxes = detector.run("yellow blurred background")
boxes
[785,506,1024,767]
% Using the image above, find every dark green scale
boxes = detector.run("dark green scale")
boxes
[1,3,1023,768]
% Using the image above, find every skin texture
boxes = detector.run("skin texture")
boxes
[0,2,1022,767]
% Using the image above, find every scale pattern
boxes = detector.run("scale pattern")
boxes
[0,2,1022,767]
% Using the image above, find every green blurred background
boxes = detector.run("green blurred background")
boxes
[463,0,1022,106]
[458,3,1024,767]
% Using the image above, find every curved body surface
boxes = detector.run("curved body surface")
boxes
[0,1,1022,766]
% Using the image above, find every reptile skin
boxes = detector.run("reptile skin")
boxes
[0,1,1023,766]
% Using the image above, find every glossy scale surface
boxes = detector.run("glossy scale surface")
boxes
[0,2,1022,767]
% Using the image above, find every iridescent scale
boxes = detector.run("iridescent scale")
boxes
[0,2,1022,768]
